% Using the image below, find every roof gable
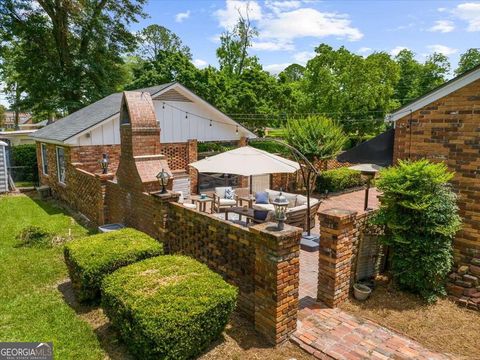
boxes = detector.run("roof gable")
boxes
[389,65,480,122]
[31,83,175,143]
[31,82,256,143]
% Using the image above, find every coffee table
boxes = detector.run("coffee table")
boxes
[225,206,264,225]
[190,195,213,213]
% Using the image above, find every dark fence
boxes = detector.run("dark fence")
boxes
[8,165,39,187]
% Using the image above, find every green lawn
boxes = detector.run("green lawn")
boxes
[0,195,106,359]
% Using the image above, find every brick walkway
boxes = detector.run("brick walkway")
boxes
[297,187,452,360]
[296,246,453,360]
[291,297,453,360]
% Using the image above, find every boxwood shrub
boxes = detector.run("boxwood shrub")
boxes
[64,228,163,303]
[101,255,238,360]
[317,167,365,193]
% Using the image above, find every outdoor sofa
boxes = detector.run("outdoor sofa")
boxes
[252,189,320,231]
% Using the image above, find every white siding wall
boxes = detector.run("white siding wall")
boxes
[0,145,8,193]
[68,101,245,146]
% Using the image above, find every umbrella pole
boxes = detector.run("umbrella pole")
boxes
[249,175,252,194]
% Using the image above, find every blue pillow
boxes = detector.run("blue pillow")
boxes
[255,191,269,204]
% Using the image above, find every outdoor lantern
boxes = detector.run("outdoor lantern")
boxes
[100,153,109,174]
[156,168,170,194]
[272,191,289,231]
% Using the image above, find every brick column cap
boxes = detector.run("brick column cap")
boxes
[95,173,115,181]
[320,208,358,220]
[249,222,302,241]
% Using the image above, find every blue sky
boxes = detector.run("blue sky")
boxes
[2,0,480,107]
[137,0,480,73]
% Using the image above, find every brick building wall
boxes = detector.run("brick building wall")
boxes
[36,142,107,226]
[393,78,480,262]
[69,144,121,174]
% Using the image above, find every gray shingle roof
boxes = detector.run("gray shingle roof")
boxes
[31,83,175,142]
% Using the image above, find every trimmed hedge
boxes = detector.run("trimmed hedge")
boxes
[317,167,365,193]
[64,228,163,303]
[101,255,238,360]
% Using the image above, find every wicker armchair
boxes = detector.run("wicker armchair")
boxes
[212,186,239,213]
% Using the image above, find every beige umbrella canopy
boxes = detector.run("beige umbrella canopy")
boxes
[189,146,299,176]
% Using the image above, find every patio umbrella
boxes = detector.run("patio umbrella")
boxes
[189,146,300,177]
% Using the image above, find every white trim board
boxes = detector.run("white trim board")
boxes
[389,66,480,122]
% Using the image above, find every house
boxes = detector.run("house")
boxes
[0,129,39,146]
[31,82,256,197]
[340,65,480,265]
[1,111,33,130]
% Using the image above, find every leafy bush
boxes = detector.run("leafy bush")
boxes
[101,255,238,360]
[11,144,38,182]
[284,116,348,161]
[16,225,52,248]
[372,160,461,303]
[197,142,235,153]
[249,140,289,156]
[64,228,163,303]
[317,167,364,193]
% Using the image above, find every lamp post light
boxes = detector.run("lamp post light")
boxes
[156,168,170,194]
[272,190,289,231]
[100,153,109,174]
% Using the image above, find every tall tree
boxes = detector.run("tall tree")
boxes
[394,49,423,104]
[136,24,192,60]
[216,12,258,77]
[0,104,6,129]
[0,0,146,115]
[455,48,480,76]
[420,53,450,94]
[303,44,400,140]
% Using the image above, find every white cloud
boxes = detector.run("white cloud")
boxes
[390,46,409,56]
[264,63,291,74]
[427,44,458,55]
[192,59,208,69]
[175,10,191,23]
[214,0,263,29]
[266,0,302,12]
[438,7,447,12]
[357,47,372,55]
[453,2,480,31]
[213,1,363,51]
[259,8,363,42]
[293,51,315,64]
[251,41,294,51]
[428,20,455,33]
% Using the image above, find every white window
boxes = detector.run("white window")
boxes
[41,143,48,175]
[56,147,66,184]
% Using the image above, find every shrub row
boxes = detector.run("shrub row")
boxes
[101,255,238,360]
[317,167,365,193]
[64,228,163,303]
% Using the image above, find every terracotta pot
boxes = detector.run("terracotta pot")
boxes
[353,283,372,301]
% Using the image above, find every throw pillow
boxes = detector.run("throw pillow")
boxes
[224,187,235,199]
[255,191,269,204]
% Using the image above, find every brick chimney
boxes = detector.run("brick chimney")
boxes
[116,91,172,193]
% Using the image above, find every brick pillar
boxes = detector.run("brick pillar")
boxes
[317,208,357,307]
[187,139,198,195]
[250,222,302,344]
[238,136,248,147]
[95,173,115,225]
